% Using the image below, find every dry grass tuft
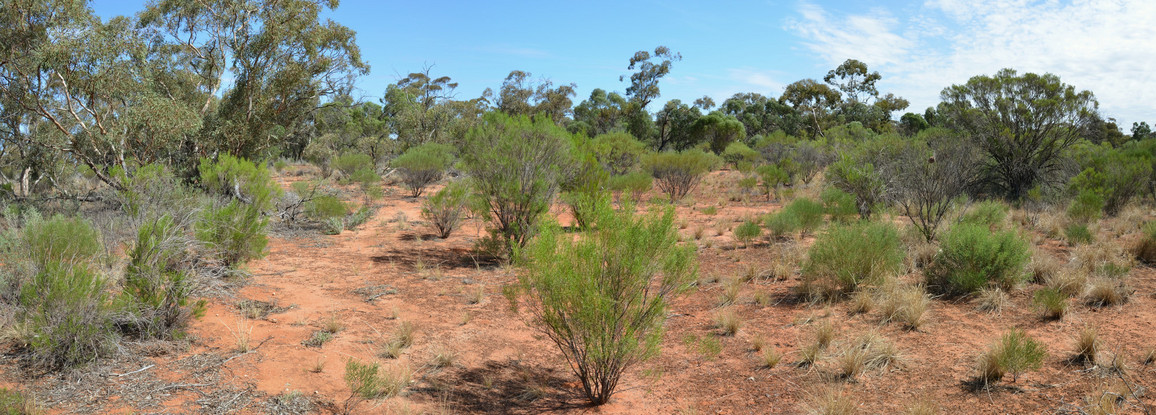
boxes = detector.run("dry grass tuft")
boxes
[1071,244,1133,278]
[801,386,856,415]
[975,288,1010,314]
[1084,278,1130,307]
[1073,326,1099,365]
[380,321,417,359]
[760,348,783,369]
[878,283,930,330]
[1028,252,1062,284]
[836,331,898,380]
[904,397,940,415]
[1045,268,1088,297]
[713,307,742,336]
[848,290,874,315]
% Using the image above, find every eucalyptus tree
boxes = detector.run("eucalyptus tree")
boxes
[780,79,841,138]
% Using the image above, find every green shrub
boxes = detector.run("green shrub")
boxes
[734,220,761,247]
[462,113,573,252]
[820,187,858,223]
[644,149,719,201]
[722,142,760,166]
[1068,144,1152,216]
[422,181,470,239]
[1135,221,1156,264]
[391,143,454,197]
[755,164,789,201]
[19,264,114,369]
[343,358,410,400]
[827,155,886,220]
[514,203,696,405]
[198,154,281,213]
[0,388,41,414]
[118,215,205,339]
[926,223,1030,296]
[345,206,374,230]
[781,198,825,235]
[305,195,348,221]
[976,329,1047,384]
[763,210,802,239]
[331,151,375,178]
[111,163,198,218]
[21,215,103,269]
[196,199,268,268]
[608,171,653,203]
[562,152,611,230]
[590,132,648,175]
[1067,189,1104,223]
[802,221,904,299]
[1032,288,1068,320]
[961,200,1008,229]
[1064,223,1094,245]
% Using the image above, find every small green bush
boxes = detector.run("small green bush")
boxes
[19,264,114,369]
[734,220,761,247]
[820,187,857,223]
[344,358,409,400]
[196,199,268,268]
[926,223,1030,296]
[198,154,281,213]
[21,215,103,269]
[827,155,886,220]
[111,163,198,218]
[781,198,824,235]
[422,181,470,239]
[331,151,375,178]
[722,142,760,166]
[1135,221,1156,264]
[305,195,348,221]
[608,171,653,203]
[0,388,41,414]
[755,164,789,201]
[590,132,648,175]
[119,215,205,339]
[1067,189,1104,223]
[644,149,719,201]
[961,200,1008,229]
[1064,223,1094,245]
[802,221,904,299]
[391,143,454,197]
[977,329,1047,384]
[1032,288,1068,320]
[763,210,802,239]
[514,203,696,405]
[562,153,611,230]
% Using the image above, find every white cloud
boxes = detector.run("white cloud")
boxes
[788,0,1156,126]
[728,68,785,91]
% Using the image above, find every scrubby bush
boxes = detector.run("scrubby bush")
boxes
[198,154,281,213]
[763,209,802,239]
[802,221,904,299]
[196,199,268,268]
[722,142,760,167]
[733,219,761,247]
[894,141,980,242]
[1064,223,1094,245]
[21,215,103,269]
[111,163,199,218]
[562,153,611,230]
[976,329,1047,384]
[1068,143,1153,217]
[421,181,470,239]
[1135,221,1156,264]
[644,149,719,201]
[305,195,348,222]
[781,198,825,235]
[590,132,648,175]
[756,164,789,201]
[608,171,653,203]
[513,203,696,405]
[1066,190,1103,223]
[926,223,1030,296]
[331,151,375,179]
[821,187,858,223]
[827,155,887,220]
[391,143,455,197]
[1032,288,1068,320]
[462,113,573,252]
[961,200,1008,229]
[118,215,205,339]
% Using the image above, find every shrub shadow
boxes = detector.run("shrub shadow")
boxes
[410,360,587,414]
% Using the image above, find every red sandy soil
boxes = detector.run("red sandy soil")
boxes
[7,169,1156,414]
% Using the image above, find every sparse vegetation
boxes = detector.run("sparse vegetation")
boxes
[926,223,1030,296]
[975,329,1047,384]
[645,149,720,201]
[801,221,904,299]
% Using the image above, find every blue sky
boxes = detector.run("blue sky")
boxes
[92,0,1156,127]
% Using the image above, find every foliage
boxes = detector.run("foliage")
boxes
[198,154,282,213]
[331,151,375,179]
[1066,143,1152,217]
[733,220,762,247]
[590,132,648,175]
[119,215,204,339]
[722,142,760,167]
[939,69,1098,200]
[756,164,789,201]
[1032,288,1068,320]
[827,154,887,220]
[391,143,455,197]
[343,359,409,400]
[305,195,348,221]
[977,329,1047,383]
[1067,189,1104,223]
[421,181,470,239]
[961,200,1008,229]
[461,113,573,252]
[19,263,114,370]
[561,151,611,230]
[1064,223,1094,245]
[20,215,103,270]
[820,187,858,223]
[782,198,825,235]
[607,171,653,203]
[514,204,696,405]
[926,223,1031,296]
[763,210,802,239]
[802,221,904,299]
[111,163,200,218]
[196,199,268,268]
[644,150,719,201]
[894,139,981,241]
[1135,221,1156,264]
[621,46,682,109]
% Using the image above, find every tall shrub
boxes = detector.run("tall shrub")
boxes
[391,143,455,197]
[926,223,1030,296]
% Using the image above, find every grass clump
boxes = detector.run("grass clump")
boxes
[820,187,858,223]
[118,215,205,340]
[1084,278,1129,307]
[836,331,898,380]
[801,386,856,415]
[513,202,696,405]
[733,219,761,247]
[0,388,42,414]
[713,308,742,336]
[1072,326,1100,365]
[1032,288,1068,320]
[380,321,416,359]
[926,223,1030,296]
[960,200,1008,229]
[801,222,904,300]
[344,359,411,400]
[877,283,930,330]
[760,348,783,369]
[1064,222,1095,245]
[421,180,470,239]
[1135,221,1156,264]
[975,328,1047,384]
[975,288,1010,314]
